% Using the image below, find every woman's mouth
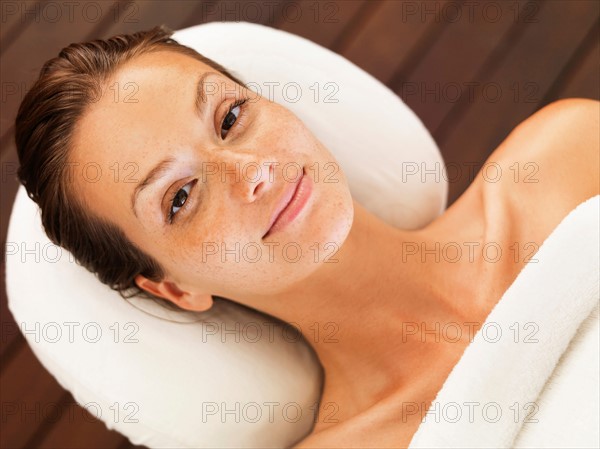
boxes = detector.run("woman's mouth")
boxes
[263,168,313,239]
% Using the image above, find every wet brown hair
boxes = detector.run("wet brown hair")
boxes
[15,25,246,309]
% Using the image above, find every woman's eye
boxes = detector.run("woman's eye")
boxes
[168,181,194,222]
[221,103,242,139]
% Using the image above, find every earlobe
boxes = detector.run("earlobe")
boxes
[179,292,214,312]
[134,274,213,312]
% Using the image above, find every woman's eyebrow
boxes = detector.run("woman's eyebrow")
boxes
[131,157,177,218]
[195,71,220,116]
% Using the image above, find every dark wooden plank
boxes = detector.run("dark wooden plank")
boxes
[118,438,148,449]
[435,0,599,204]
[341,0,449,84]
[544,22,600,103]
[395,0,522,135]
[0,257,24,361]
[0,0,125,144]
[100,0,204,37]
[0,342,66,448]
[278,0,374,51]
[36,394,126,449]
[0,0,32,41]
[173,0,294,30]
[1,145,20,263]
[0,0,40,54]
[1,92,28,383]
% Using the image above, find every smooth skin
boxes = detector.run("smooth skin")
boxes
[70,49,599,448]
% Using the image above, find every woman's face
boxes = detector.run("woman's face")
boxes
[71,49,354,308]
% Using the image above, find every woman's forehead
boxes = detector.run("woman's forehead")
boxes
[72,56,218,158]
[116,49,215,80]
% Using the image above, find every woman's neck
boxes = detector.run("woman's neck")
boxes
[242,192,495,427]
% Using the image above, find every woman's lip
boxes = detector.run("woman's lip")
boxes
[263,168,312,239]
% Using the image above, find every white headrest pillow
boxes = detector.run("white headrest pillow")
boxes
[6,21,447,448]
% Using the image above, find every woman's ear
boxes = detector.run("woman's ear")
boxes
[134,274,214,312]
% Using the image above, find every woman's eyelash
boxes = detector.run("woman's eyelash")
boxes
[166,179,197,224]
[167,189,179,224]
[221,97,249,139]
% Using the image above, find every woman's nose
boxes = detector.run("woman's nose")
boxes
[224,159,275,203]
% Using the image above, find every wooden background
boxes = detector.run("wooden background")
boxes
[1,0,598,447]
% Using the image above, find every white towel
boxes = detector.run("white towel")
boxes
[409,194,600,449]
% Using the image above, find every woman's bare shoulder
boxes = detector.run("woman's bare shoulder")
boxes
[495,98,598,192]
[485,98,599,223]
